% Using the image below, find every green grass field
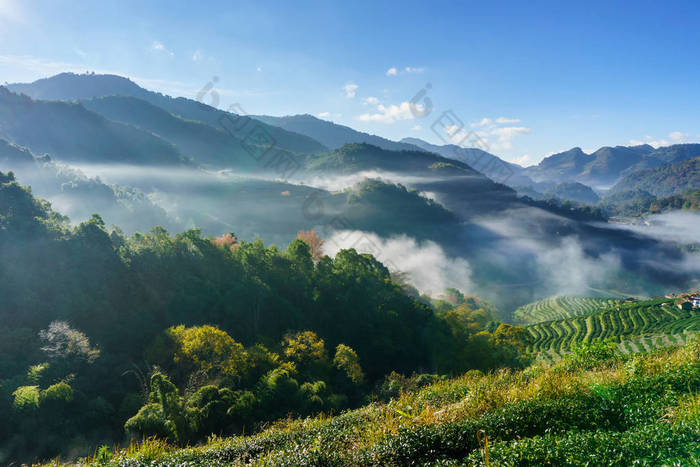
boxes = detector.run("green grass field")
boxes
[514,296,621,324]
[58,337,700,466]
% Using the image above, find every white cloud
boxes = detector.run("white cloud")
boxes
[489,126,532,150]
[386,66,424,76]
[317,111,341,120]
[471,117,493,128]
[669,131,687,142]
[191,50,204,62]
[256,66,263,72]
[629,131,695,148]
[151,41,174,57]
[343,83,359,98]
[511,154,533,167]
[411,124,422,131]
[491,126,532,140]
[363,96,380,105]
[495,117,521,124]
[357,101,420,123]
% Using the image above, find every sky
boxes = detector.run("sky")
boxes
[1,0,700,166]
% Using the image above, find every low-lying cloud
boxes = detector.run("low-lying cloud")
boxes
[324,230,474,296]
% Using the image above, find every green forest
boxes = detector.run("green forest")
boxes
[0,171,531,464]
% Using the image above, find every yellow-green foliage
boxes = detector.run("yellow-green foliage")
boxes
[12,385,40,410]
[67,338,700,466]
[167,324,248,378]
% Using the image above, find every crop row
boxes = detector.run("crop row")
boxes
[525,298,700,355]
[514,296,619,324]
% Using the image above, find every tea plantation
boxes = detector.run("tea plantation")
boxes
[526,298,700,359]
[514,296,621,324]
[57,337,700,466]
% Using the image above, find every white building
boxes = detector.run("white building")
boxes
[691,296,700,308]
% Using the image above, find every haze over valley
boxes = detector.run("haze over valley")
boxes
[1,2,699,464]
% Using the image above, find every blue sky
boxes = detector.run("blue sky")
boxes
[1,0,699,165]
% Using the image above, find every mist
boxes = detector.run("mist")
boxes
[297,170,451,192]
[324,230,474,296]
[603,211,700,246]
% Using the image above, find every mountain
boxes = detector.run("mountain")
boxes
[544,182,600,204]
[81,95,269,169]
[648,144,700,164]
[399,137,531,185]
[253,114,423,152]
[0,87,183,166]
[580,146,650,185]
[8,73,327,156]
[608,156,700,197]
[525,147,591,182]
[525,144,700,188]
[302,142,481,175]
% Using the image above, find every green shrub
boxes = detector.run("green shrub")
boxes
[12,385,40,411]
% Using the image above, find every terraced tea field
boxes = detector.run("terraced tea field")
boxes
[525,298,700,358]
[514,296,621,324]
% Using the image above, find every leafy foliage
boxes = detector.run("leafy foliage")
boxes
[0,171,526,463]
[73,337,700,466]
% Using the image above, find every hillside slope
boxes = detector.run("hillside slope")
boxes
[514,296,620,324]
[67,338,700,466]
[608,156,700,197]
[525,144,700,188]
[0,87,183,166]
[9,72,327,156]
[525,297,700,358]
[400,137,530,185]
[82,96,264,169]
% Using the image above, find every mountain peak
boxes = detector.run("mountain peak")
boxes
[8,72,148,101]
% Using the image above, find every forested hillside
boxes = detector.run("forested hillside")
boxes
[0,171,529,464]
[608,156,700,197]
[0,87,184,166]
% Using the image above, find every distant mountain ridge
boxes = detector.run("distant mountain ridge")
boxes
[0,87,184,166]
[608,156,700,197]
[399,137,532,185]
[81,95,272,169]
[7,73,700,200]
[8,73,327,156]
[525,144,700,188]
[253,114,423,152]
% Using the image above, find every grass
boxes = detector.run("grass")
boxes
[53,337,700,466]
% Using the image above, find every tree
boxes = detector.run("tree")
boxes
[167,325,249,382]
[295,230,324,261]
[211,232,239,252]
[333,344,364,384]
[39,321,100,362]
[282,331,329,380]
[125,372,188,443]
